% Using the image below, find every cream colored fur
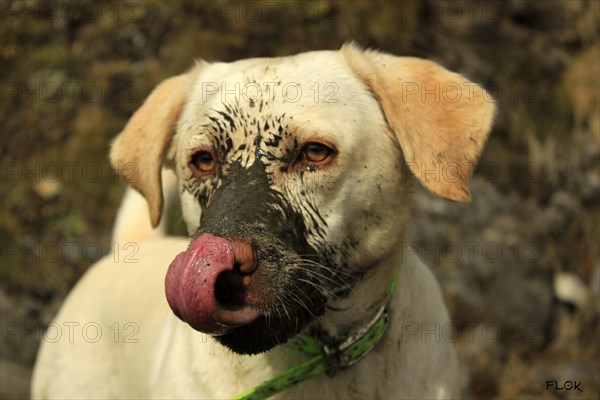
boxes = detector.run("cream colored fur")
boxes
[32,44,495,399]
[111,169,177,244]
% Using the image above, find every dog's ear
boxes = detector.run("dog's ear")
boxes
[342,43,496,202]
[110,71,195,227]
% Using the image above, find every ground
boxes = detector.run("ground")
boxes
[1,1,598,399]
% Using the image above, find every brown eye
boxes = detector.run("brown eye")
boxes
[303,143,333,163]
[190,151,217,175]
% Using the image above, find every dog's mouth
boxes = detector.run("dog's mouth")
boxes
[165,234,325,353]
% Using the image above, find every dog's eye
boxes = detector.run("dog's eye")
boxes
[303,143,333,163]
[190,151,217,176]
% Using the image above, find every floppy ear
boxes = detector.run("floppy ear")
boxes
[110,69,199,227]
[342,43,496,202]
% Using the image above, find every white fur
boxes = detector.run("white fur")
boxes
[112,169,178,244]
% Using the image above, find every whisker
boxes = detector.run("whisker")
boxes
[296,278,336,300]
[291,263,352,288]
[286,291,314,317]
[295,258,356,279]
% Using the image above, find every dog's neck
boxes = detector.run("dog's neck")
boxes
[315,244,404,338]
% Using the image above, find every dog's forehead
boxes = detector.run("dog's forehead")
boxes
[179,50,380,140]
[199,50,354,92]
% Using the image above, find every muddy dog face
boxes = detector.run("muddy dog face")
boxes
[111,44,495,355]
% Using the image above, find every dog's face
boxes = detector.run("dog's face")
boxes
[173,53,413,353]
[111,44,495,354]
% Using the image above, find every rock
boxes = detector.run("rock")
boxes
[532,191,581,236]
[549,191,581,215]
[580,170,600,203]
[33,178,62,199]
[554,272,590,309]
[491,214,521,246]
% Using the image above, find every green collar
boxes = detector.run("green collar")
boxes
[234,270,398,400]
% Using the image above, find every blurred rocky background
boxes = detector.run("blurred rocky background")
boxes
[1,1,598,399]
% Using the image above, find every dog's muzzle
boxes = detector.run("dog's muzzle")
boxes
[165,233,260,335]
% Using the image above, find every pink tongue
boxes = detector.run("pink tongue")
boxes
[165,234,260,335]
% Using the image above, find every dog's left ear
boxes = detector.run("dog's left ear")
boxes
[342,44,496,202]
[110,70,197,227]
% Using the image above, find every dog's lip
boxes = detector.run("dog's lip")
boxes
[222,311,293,334]
[208,306,261,335]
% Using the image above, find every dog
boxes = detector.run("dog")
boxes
[32,43,495,399]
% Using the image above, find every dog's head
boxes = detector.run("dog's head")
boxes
[111,44,495,355]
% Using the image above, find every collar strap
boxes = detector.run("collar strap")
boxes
[293,302,389,375]
[234,271,398,400]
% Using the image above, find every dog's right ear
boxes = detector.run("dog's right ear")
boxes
[110,70,197,228]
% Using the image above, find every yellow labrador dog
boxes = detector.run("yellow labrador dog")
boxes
[33,44,495,399]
